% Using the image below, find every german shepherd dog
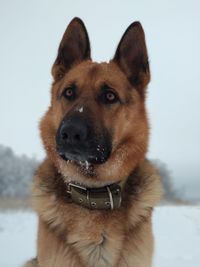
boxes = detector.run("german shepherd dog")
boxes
[24,18,162,267]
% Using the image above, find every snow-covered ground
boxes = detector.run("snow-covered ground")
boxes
[0,206,199,267]
[153,206,200,267]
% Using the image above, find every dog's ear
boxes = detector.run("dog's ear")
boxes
[52,17,91,81]
[113,22,150,96]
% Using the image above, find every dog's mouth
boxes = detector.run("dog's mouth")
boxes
[59,152,94,171]
[58,148,111,175]
[58,146,111,166]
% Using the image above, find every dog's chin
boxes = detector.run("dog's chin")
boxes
[57,151,120,187]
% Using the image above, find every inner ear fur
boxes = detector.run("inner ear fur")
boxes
[112,21,150,97]
[52,17,91,81]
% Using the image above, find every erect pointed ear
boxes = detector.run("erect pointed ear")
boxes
[113,22,150,96]
[52,17,91,81]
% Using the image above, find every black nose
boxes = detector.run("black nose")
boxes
[57,118,88,146]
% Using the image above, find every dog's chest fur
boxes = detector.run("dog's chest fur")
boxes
[66,212,124,267]
[37,193,125,266]
[33,159,161,267]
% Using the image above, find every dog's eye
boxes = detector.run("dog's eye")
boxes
[106,92,116,102]
[100,90,119,104]
[63,85,76,101]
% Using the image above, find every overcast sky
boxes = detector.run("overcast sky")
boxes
[0,0,199,198]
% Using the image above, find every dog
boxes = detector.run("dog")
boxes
[24,17,162,267]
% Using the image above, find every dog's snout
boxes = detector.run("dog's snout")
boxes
[58,119,88,145]
[56,114,112,164]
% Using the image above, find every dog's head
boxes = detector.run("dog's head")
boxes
[40,18,150,186]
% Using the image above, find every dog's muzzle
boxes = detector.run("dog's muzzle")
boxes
[56,113,112,164]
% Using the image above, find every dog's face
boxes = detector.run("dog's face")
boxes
[40,18,150,186]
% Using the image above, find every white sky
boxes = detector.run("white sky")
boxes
[0,0,200,197]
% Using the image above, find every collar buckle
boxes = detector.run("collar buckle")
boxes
[67,182,87,194]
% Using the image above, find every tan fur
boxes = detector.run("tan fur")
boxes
[25,159,161,267]
[24,18,162,267]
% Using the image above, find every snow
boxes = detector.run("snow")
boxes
[0,211,37,267]
[76,106,84,113]
[0,206,199,267]
[78,107,83,113]
[153,206,200,267]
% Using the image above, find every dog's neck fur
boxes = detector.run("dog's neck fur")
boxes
[33,158,161,212]
[34,158,142,205]
[32,158,162,267]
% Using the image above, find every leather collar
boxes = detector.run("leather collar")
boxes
[66,182,122,210]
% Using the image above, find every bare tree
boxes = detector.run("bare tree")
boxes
[151,159,178,202]
[0,145,39,197]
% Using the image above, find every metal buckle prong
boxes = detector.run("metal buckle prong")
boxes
[67,182,87,194]
[107,186,114,210]
[86,189,90,205]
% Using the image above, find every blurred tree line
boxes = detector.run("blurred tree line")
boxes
[0,145,38,197]
[152,159,179,202]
